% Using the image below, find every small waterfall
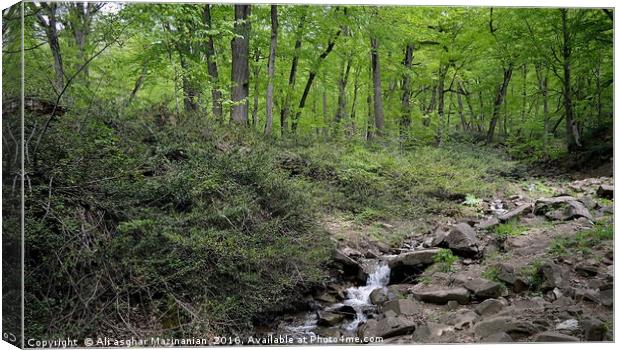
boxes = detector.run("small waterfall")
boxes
[340,260,390,331]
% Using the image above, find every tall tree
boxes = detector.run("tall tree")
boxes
[264,5,278,135]
[34,2,65,93]
[561,9,581,152]
[399,42,414,136]
[230,5,251,124]
[370,36,384,134]
[280,8,306,135]
[204,4,223,121]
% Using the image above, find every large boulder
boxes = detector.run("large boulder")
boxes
[475,298,504,317]
[357,316,416,339]
[534,196,592,221]
[381,299,419,317]
[496,263,529,293]
[388,249,440,283]
[533,331,580,342]
[474,316,539,339]
[596,185,613,199]
[444,223,479,256]
[465,278,503,300]
[412,287,470,305]
[332,249,368,283]
[370,288,389,305]
[582,318,607,341]
[539,262,569,291]
[317,311,345,327]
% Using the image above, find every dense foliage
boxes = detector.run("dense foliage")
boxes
[1,1,613,340]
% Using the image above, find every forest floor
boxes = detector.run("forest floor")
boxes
[260,156,614,343]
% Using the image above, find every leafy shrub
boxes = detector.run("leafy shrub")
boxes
[494,219,527,240]
[434,248,458,272]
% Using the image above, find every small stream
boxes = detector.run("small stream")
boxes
[277,259,391,341]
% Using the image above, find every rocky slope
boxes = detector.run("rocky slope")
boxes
[262,176,614,343]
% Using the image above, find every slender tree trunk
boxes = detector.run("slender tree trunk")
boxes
[349,67,360,136]
[370,36,384,134]
[486,64,514,143]
[536,63,549,150]
[561,9,581,152]
[424,84,437,127]
[204,5,223,121]
[366,58,374,140]
[335,58,351,124]
[280,10,306,135]
[457,87,466,131]
[127,65,147,106]
[179,50,199,112]
[264,5,278,135]
[292,29,341,132]
[436,64,448,143]
[251,49,260,128]
[230,5,251,124]
[400,42,414,136]
[37,3,65,93]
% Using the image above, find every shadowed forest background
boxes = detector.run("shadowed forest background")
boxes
[1,1,614,344]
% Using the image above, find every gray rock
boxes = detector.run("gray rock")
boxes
[373,316,417,339]
[447,309,479,330]
[534,196,592,221]
[539,262,568,291]
[465,278,503,299]
[446,300,460,310]
[412,287,470,305]
[315,293,338,303]
[582,318,607,341]
[498,203,533,222]
[388,249,441,269]
[317,311,345,327]
[596,185,613,199]
[478,217,500,230]
[370,288,388,305]
[575,263,598,277]
[382,299,419,316]
[333,249,367,283]
[445,223,479,256]
[480,332,513,343]
[412,322,453,342]
[314,327,341,338]
[555,319,579,332]
[533,331,580,342]
[475,298,504,316]
[474,316,539,339]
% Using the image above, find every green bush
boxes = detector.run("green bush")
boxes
[434,248,458,272]
[25,115,332,339]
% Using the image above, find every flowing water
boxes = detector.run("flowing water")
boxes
[279,259,391,339]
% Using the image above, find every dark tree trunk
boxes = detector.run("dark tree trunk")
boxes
[204,5,223,121]
[280,10,306,135]
[292,29,341,132]
[436,64,448,143]
[230,5,251,124]
[251,49,260,128]
[264,5,278,135]
[179,51,199,112]
[349,67,360,135]
[400,43,414,136]
[370,37,384,134]
[561,9,581,152]
[36,3,65,93]
[535,63,549,149]
[486,64,514,143]
[335,58,351,124]
[424,84,437,127]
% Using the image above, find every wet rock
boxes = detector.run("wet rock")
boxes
[388,249,440,283]
[444,223,479,256]
[388,249,440,269]
[381,299,419,316]
[315,293,338,304]
[498,203,533,222]
[473,316,539,339]
[334,305,356,319]
[480,332,513,343]
[332,249,367,283]
[533,331,579,342]
[314,327,341,338]
[317,311,345,327]
[465,278,503,300]
[596,185,613,199]
[539,262,568,291]
[412,287,470,305]
[555,319,579,332]
[582,318,607,341]
[475,298,504,317]
[370,288,388,305]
